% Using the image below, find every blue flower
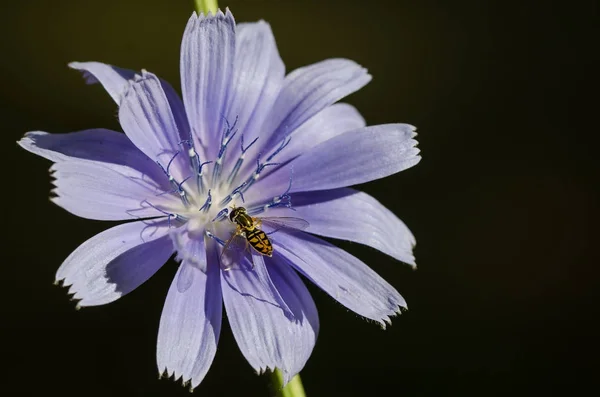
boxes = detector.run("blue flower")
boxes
[18,9,420,390]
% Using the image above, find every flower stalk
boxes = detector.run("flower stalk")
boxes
[193,0,218,15]
[270,370,306,397]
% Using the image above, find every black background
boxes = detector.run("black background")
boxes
[1,0,597,395]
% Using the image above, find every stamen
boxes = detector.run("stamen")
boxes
[265,136,291,163]
[246,171,295,216]
[212,115,239,184]
[179,134,212,195]
[247,195,295,216]
[238,153,280,194]
[179,137,201,174]
[142,200,188,228]
[155,151,195,207]
[156,175,192,207]
[196,160,212,194]
[177,176,192,207]
[166,151,180,174]
[212,208,229,222]
[226,133,259,185]
[219,181,247,207]
[241,134,259,153]
[156,151,180,185]
[205,230,226,246]
[199,189,212,213]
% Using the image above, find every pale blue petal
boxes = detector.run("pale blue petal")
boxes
[266,257,319,384]
[264,58,371,148]
[221,252,318,383]
[274,231,406,326]
[275,103,365,164]
[258,124,420,197]
[69,62,190,137]
[289,188,416,267]
[50,159,178,220]
[180,10,235,157]
[119,70,189,182]
[157,242,222,390]
[57,218,173,306]
[17,129,168,189]
[225,21,284,156]
[69,61,135,104]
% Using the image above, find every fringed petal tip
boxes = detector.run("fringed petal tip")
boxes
[53,277,83,311]
[53,221,172,307]
[157,368,197,392]
[254,367,296,387]
[378,304,409,330]
[407,124,422,157]
[190,7,234,21]
[406,124,418,137]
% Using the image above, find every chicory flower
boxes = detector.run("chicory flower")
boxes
[18,9,420,390]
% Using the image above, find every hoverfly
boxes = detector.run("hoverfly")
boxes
[220,206,309,268]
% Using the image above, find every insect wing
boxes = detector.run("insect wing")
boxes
[258,217,310,233]
[219,233,248,270]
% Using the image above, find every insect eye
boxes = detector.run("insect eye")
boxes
[229,210,236,222]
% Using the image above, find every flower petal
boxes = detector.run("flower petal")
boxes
[258,124,420,196]
[119,70,189,181]
[50,159,178,220]
[180,10,235,156]
[69,62,189,137]
[289,188,416,266]
[265,58,371,149]
[266,257,319,384]
[17,129,168,188]
[157,242,222,390]
[69,61,135,104]
[221,254,286,370]
[276,103,365,164]
[274,231,406,326]
[225,21,284,152]
[221,252,318,383]
[57,218,173,307]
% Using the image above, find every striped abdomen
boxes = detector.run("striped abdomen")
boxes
[245,228,273,257]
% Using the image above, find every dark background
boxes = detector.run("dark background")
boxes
[1,0,597,395]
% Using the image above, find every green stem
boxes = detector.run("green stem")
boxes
[270,369,307,397]
[192,0,218,15]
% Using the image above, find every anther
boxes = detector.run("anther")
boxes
[142,200,187,228]
[219,181,247,206]
[226,131,259,185]
[205,231,226,246]
[212,208,229,222]
[198,160,212,176]
[156,175,192,207]
[265,137,291,163]
[199,190,212,213]
[240,133,259,154]
[168,150,180,167]
[196,160,212,194]
[246,171,295,216]
[212,115,239,184]
[217,115,239,159]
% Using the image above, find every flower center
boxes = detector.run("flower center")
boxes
[145,116,296,245]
